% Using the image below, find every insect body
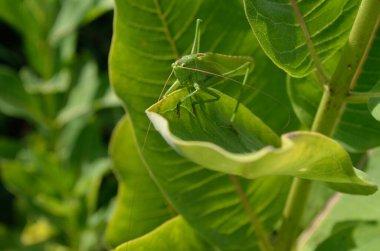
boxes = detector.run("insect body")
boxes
[144,19,259,150]
[162,19,254,123]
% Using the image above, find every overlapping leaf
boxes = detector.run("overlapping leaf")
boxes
[147,89,376,195]
[114,217,212,251]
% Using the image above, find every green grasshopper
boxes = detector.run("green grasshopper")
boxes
[144,19,288,149]
[160,19,254,123]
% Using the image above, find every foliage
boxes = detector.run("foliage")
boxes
[0,0,119,250]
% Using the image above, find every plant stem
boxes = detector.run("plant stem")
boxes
[312,1,380,135]
[274,1,380,250]
[274,178,311,251]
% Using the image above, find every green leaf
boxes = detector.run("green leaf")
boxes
[104,115,174,247]
[368,81,380,121]
[20,68,71,94]
[315,221,380,251]
[114,217,212,251]
[147,88,376,195]
[355,27,380,93]
[0,66,42,121]
[243,0,359,77]
[1,151,77,217]
[301,148,380,251]
[49,0,97,46]
[0,0,33,33]
[73,158,111,214]
[57,61,99,125]
[82,0,114,24]
[110,0,293,249]
[5,1,58,78]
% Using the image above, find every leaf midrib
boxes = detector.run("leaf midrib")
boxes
[153,0,180,59]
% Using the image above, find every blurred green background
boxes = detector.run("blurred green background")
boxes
[0,1,121,250]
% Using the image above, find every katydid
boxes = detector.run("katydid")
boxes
[162,19,254,123]
[144,19,289,149]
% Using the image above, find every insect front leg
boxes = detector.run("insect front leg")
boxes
[191,19,202,54]
[176,85,200,117]
[164,80,181,97]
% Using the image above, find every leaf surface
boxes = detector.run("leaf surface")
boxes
[0,67,43,122]
[104,115,174,247]
[243,0,359,77]
[114,217,212,251]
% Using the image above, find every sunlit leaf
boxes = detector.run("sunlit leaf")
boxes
[0,67,43,122]
[114,217,212,251]
[104,115,174,247]
[110,0,293,249]
[243,0,359,77]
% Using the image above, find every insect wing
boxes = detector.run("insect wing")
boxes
[197,53,254,78]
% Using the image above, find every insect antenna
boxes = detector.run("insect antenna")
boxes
[176,65,292,131]
[142,69,175,152]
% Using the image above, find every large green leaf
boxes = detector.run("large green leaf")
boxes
[110,0,293,249]
[147,88,376,195]
[300,148,380,251]
[243,0,359,77]
[104,115,174,248]
[57,61,99,125]
[114,217,212,251]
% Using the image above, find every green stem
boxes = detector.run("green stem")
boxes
[274,1,380,250]
[274,178,312,251]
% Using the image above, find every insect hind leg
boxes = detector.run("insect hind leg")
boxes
[230,66,250,124]
[176,86,200,117]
